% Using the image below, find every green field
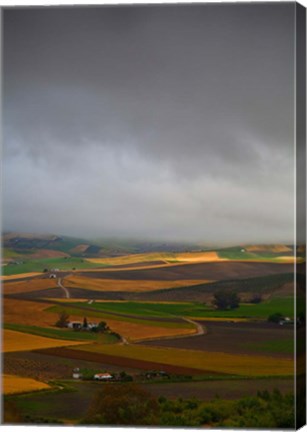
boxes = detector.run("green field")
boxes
[3,323,119,343]
[47,305,194,329]
[2,257,104,276]
[77,297,294,320]
[245,338,294,355]
[217,247,292,261]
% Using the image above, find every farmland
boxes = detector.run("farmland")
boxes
[70,343,293,376]
[61,296,294,320]
[1,236,301,426]
[3,329,88,353]
[3,374,50,395]
[63,274,210,292]
[2,257,103,276]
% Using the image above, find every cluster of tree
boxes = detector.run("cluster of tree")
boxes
[55,311,70,328]
[268,312,285,323]
[55,311,110,334]
[212,290,240,310]
[80,384,294,428]
[80,383,159,425]
[249,294,262,304]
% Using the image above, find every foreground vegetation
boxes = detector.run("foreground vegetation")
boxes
[4,384,294,428]
[81,384,294,428]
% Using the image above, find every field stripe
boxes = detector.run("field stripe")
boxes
[3,374,50,395]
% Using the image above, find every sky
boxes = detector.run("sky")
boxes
[3,3,296,244]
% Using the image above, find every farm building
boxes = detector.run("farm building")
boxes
[67,321,82,330]
[72,368,82,379]
[94,373,113,381]
[49,273,57,279]
[87,322,98,330]
[279,317,294,326]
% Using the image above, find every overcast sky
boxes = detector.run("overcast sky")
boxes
[3,3,295,244]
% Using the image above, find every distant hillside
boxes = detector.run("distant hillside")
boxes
[2,232,204,261]
[2,232,299,262]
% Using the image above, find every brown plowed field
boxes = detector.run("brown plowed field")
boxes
[141,378,294,401]
[78,262,293,281]
[140,321,293,358]
[3,278,58,295]
[34,346,214,376]
[3,350,141,381]
[27,249,70,259]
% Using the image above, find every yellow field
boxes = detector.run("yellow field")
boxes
[97,318,196,342]
[3,298,59,327]
[1,272,41,281]
[189,317,249,322]
[3,329,88,352]
[245,245,292,253]
[3,297,99,329]
[72,343,293,376]
[275,256,298,263]
[64,275,211,292]
[3,374,50,394]
[171,251,225,262]
[85,251,227,266]
[2,278,58,295]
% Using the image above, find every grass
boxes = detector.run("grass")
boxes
[71,343,293,376]
[2,257,103,276]
[244,339,294,355]
[73,297,294,320]
[195,297,294,319]
[3,323,118,344]
[216,247,297,262]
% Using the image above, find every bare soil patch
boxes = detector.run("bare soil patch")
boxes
[3,350,140,381]
[27,249,70,259]
[78,262,293,282]
[141,378,294,401]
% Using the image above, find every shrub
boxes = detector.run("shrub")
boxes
[268,313,284,323]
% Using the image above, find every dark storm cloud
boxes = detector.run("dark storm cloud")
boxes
[3,3,295,243]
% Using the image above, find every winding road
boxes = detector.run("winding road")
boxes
[56,276,204,343]
[57,278,70,299]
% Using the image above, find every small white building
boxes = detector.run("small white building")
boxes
[94,373,113,381]
[49,273,57,279]
[67,321,82,329]
[72,368,82,379]
[87,322,98,330]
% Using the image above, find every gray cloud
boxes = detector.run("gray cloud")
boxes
[3,3,295,244]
